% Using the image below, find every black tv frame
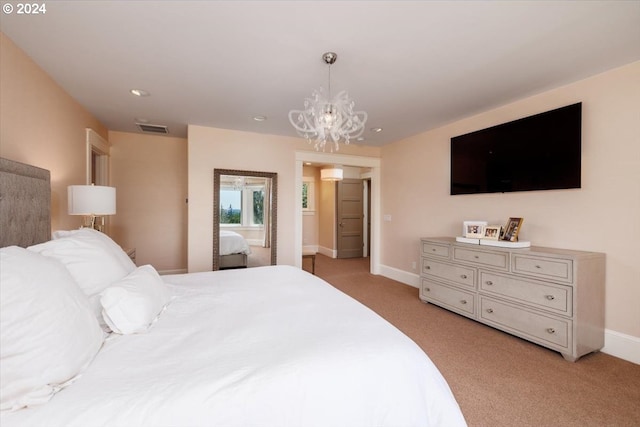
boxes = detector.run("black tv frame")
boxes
[450,103,582,195]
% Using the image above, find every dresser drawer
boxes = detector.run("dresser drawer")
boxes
[479,271,572,316]
[421,241,450,259]
[453,247,509,271]
[421,258,475,288]
[421,280,475,317]
[512,254,573,283]
[479,297,571,351]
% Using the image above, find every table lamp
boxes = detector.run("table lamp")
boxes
[68,185,116,232]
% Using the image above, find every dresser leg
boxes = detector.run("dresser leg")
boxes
[561,353,578,362]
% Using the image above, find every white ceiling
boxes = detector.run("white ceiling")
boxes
[2,1,638,146]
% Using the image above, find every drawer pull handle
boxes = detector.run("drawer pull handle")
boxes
[460,274,468,279]
[545,295,555,301]
[474,255,479,259]
[425,287,431,292]
[535,265,542,269]
[432,248,436,252]
[486,281,493,286]
[547,328,556,334]
[425,266,431,270]
[486,308,494,314]
[460,300,467,305]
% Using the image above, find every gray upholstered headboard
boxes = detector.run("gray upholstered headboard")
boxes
[0,157,51,248]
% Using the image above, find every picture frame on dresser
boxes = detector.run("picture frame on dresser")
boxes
[463,221,487,238]
[502,217,523,241]
[482,226,501,240]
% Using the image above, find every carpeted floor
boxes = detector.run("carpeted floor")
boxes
[247,245,271,268]
[313,254,640,427]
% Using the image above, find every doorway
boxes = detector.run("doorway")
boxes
[86,128,109,186]
[295,151,381,275]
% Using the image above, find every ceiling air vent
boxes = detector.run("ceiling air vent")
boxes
[136,123,169,134]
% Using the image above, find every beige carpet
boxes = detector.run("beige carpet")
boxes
[314,254,640,427]
[247,245,271,268]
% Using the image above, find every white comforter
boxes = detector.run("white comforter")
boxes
[220,229,252,255]
[2,266,466,427]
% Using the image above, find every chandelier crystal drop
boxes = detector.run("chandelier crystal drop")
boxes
[289,52,367,152]
[232,176,245,191]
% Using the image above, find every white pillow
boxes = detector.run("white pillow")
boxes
[100,265,172,334]
[28,230,131,298]
[0,246,104,411]
[52,228,136,274]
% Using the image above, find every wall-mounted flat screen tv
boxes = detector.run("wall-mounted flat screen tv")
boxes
[450,102,582,195]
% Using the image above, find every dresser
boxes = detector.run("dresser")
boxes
[419,237,605,361]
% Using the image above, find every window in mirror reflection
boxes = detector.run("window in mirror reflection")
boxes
[220,189,241,224]
[251,189,264,225]
[220,176,266,227]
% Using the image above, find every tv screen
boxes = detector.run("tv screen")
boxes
[450,103,582,195]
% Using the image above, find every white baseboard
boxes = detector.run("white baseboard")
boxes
[317,246,336,259]
[378,264,639,365]
[602,329,640,365]
[303,244,319,253]
[379,264,420,288]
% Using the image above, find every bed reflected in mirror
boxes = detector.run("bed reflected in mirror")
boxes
[213,169,277,270]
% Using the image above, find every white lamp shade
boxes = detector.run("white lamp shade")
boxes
[68,185,116,215]
[321,168,343,181]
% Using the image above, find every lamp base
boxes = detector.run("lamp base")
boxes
[81,215,106,232]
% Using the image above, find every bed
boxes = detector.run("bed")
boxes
[219,229,251,269]
[0,157,467,427]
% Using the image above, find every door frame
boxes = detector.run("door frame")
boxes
[86,128,110,185]
[294,151,381,275]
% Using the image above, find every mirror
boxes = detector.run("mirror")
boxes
[213,169,277,271]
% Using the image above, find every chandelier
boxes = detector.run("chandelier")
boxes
[232,176,245,191]
[289,52,367,152]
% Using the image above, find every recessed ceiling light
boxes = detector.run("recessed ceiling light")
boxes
[253,115,267,122]
[304,162,312,166]
[130,89,150,97]
[370,127,383,133]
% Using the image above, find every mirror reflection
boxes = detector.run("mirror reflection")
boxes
[213,169,277,270]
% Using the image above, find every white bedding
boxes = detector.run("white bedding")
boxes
[2,265,466,427]
[220,229,252,255]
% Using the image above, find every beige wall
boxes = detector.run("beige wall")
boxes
[187,125,380,272]
[381,61,640,339]
[318,178,337,255]
[0,32,108,232]
[109,131,188,272]
[302,166,320,250]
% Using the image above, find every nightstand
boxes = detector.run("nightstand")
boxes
[125,248,136,266]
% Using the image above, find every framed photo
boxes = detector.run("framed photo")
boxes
[463,221,487,238]
[502,217,524,242]
[482,225,502,240]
